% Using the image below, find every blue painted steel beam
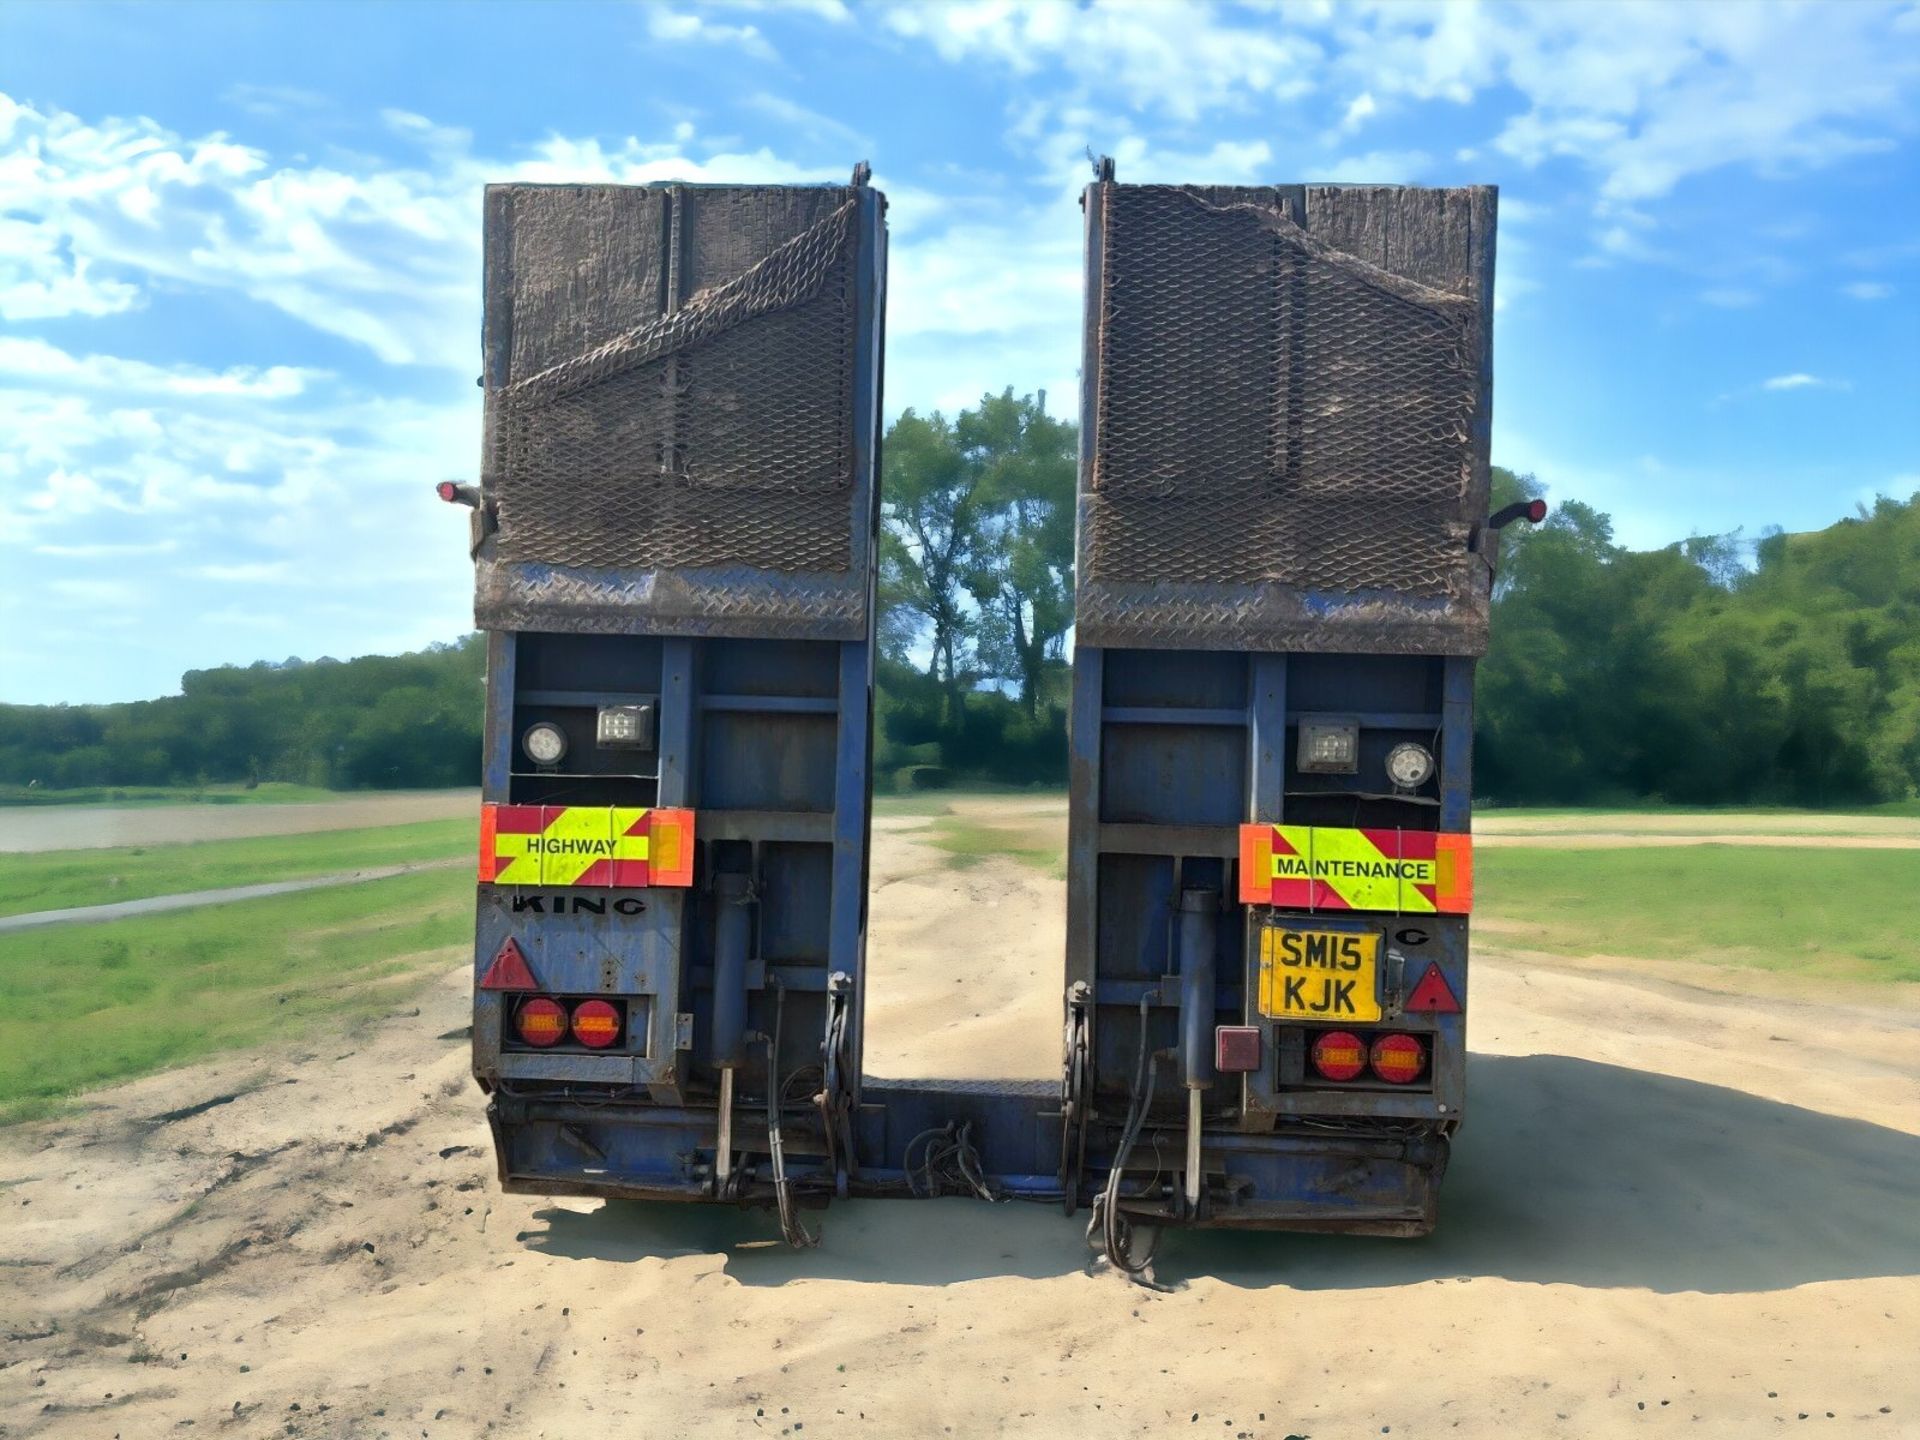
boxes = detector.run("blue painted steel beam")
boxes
[1440,655,1474,834]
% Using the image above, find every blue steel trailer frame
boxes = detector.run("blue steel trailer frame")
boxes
[1058,169,1501,1258]
[465,176,1066,1230]
[456,164,1510,1260]
[468,176,895,1231]
[1061,647,1472,1238]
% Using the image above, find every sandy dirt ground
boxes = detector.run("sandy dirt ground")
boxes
[0,792,477,855]
[2,806,1918,1439]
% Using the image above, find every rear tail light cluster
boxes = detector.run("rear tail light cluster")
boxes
[511,996,626,1051]
[1309,1029,1429,1085]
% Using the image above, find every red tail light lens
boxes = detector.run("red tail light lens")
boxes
[514,997,567,1048]
[1310,1030,1366,1082]
[1370,1033,1427,1084]
[570,999,622,1050]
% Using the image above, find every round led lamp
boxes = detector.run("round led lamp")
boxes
[514,997,567,1048]
[570,999,622,1050]
[522,722,568,767]
[1310,1030,1367,1083]
[1385,741,1434,791]
[1370,1033,1427,1085]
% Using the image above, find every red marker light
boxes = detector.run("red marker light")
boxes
[514,997,567,1048]
[1370,1033,1427,1085]
[1311,1030,1366,1082]
[570,999,622,1050]
[1525,498,1548,524]
[1215,1025,1262,1073]
[436,481,459,502]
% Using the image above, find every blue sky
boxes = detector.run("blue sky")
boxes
[2,0,1916,705]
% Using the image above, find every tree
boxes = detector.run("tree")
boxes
[879,409,987,723]
[961,389,1077,717]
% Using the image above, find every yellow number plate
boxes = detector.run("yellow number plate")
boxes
[1257,926,1382,1022]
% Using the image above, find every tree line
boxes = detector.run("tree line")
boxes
[0,640,485,796]
[3,387,1915,806]
[1481,470,1919,806]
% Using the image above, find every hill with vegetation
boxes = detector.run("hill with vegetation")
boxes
[0,640,484,796]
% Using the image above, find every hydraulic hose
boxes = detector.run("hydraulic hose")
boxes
[1091,994,1164,1277]
[765,979,818,1249]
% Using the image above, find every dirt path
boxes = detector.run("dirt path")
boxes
[0,860,469,935]
[0,791,477,854]
[1474,810,1920,840]
[2,821,1917,1438]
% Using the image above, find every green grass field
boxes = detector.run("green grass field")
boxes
[0,867,470,1125]
[1476,845,1920,982]
[0,781,346,809]
[921,813,1067,874]
[5,796,1914,1126]
[1,818,472,919]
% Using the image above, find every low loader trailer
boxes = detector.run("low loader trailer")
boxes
[442,159,1539,1266]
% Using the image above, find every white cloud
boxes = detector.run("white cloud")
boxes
[0,369,481,699]
[221,83,328,119]
[721,0,851,20]
[0,336,321,398]
[745,93,870,149]
[1343,3,1917,204]
[34,539,179,558]
[646,8,778,61]
[194,561,294,583]
[1321,149,1431,184]
[1842,281,1895,300]
[0,92,836,373]
[879,2,1918,212]
[0,90,1043,700]
[883,0,1321,122]
[381,108,473,154]
[1587,222,1669,266]
[1761,373,1845,392]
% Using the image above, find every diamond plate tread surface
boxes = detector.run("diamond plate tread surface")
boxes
[474,559,868,641]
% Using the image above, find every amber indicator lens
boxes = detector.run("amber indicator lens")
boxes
[1310,1029,1367,1082]
[1370,1032,1427,1085]
[514,997,568,1048]
[570,999,622,1050]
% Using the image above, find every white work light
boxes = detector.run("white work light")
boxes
[596,703,655,749]
[1297,717,1360,774]
[1385,742,1434,790]
[521,722,568,767]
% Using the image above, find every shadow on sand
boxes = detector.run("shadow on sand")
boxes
[524,1053,1920,1294]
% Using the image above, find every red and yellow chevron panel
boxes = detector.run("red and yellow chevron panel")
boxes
[478,805,695,888]
[1238,824,1471,914]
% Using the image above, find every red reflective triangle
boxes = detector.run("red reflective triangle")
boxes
[1404,962,1461,1014]
[479,937,538,992]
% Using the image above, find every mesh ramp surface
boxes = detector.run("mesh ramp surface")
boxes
[475,183,878,638]
[1078,183,1495,656]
